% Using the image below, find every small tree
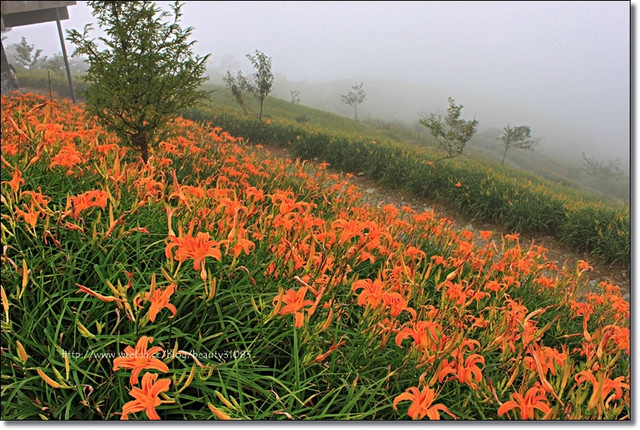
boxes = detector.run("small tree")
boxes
[290,89,300,104]
[581,153,627,183]
[44,53,66,75]
[67,1,210,163]
[223,50,273,122]
[580,153,629,201]
[13,36,46,75]
[341,82,366,122]
[498,124,537,165]
[419,97,478,162]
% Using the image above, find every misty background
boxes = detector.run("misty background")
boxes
[1,1,631,174]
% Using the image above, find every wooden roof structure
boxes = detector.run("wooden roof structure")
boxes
[1,2,76,30]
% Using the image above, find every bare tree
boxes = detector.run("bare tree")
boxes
[290,89,300,104]
[341,82,366,121]
[45,53,66,75]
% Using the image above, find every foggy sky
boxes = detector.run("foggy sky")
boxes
[2,1,631,166]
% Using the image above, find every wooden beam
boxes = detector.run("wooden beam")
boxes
[1,2,76,15]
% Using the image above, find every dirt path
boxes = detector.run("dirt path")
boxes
[254,144,630,300]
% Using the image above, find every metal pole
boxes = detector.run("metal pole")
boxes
[55,7,76,103]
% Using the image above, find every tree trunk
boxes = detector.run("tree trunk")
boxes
[140,143,149,164]
[501,145,509,166]
[133,134,149,163]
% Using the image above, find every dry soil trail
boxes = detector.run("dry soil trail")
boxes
[255,144,630,300]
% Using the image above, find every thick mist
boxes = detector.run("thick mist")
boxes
[2,1,630,171]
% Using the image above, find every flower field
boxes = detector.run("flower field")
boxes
[186,103,630,267]
[1,93,630,420]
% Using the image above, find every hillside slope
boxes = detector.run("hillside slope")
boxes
[1,92,629,420]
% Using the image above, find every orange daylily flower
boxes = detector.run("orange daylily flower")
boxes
[22,190,50,207]
[479,230,493,241]
[165,230,222,280]
[431,255,448,267]
[68,189,108,219]
[575,370,628,413]
[149,284,178,322]
[94,143,120,154]
[50,143,83,175]
[396,320,444,361]
[121,372,171,420]
[3,142,19,156]
[504,233,520,241]
[393,385,456,420]
[146,284,177,323]
[270,191,300,215]
[381,291,416,318]
[484,280,503,292]
[524,345,567,377]
[332,218,366,244]
[273,287,315,328]
[4,168,25,193]
[352,278,386,309]
[534,275,555,290]
[113,336,169,386]
[604,324,630,355]
[599,280,621,295]
[577,259,593,272]
[443,281,467,306]
[438,351,485,389]
[14,204,39,229]
[225,234,255,258]
[497,385,551,420]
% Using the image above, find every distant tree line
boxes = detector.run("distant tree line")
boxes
[4,36,88,76]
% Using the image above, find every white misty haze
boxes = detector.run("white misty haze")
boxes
[1,0,631,169]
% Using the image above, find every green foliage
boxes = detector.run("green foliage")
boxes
[44,54,66,75]
[14,69,88,100]
[341,82,367,122]
[577,154,629,203]
[499,124,537,165]
[66,0,211,162]
[419,97,478,162]
[223,50,274,122]
[581,153,627,183]
[11,36,46,74]
[560,201,630,264]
